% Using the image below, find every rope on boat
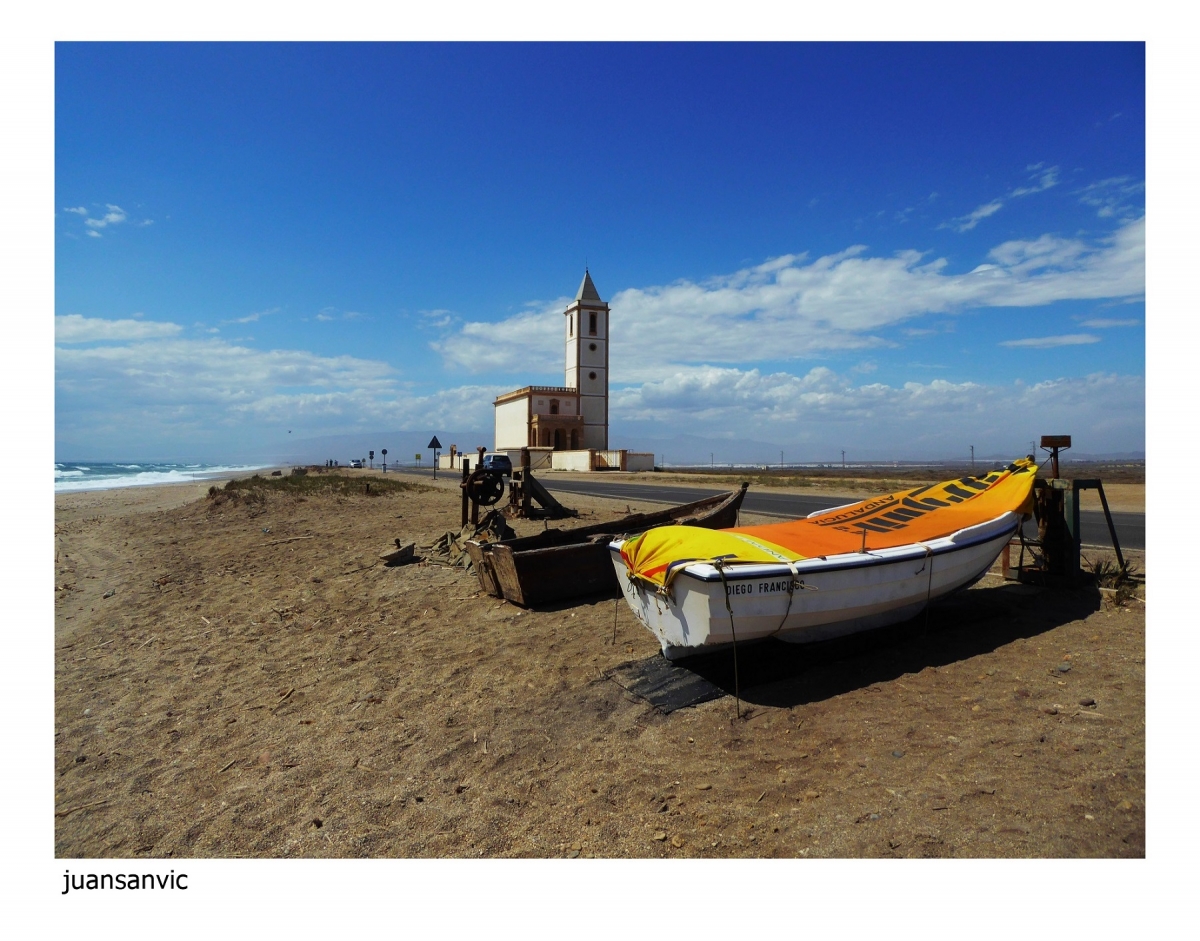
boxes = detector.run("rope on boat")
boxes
[713,559,742,722]
[767,561,816,640]
[917,543,935,633]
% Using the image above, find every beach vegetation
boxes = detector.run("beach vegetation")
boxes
[212,471,432,500]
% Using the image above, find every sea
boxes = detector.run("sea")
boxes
[54,462,270,493]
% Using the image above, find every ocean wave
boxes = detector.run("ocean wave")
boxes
[54,464,270,493]
[54,469,85,478]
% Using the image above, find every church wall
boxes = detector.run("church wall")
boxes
[578,369,605,397]
[580,340,604,367]
[582,425,607,449]
[579,395,606,427]
[494,397,530,450]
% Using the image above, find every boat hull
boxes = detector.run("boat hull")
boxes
[466,484,748,607]
[610,513,1020,660]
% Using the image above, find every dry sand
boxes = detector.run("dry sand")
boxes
[55,471,1145,858]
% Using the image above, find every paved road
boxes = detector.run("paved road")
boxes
[390,468,1143,551]
[536,477,1145,551]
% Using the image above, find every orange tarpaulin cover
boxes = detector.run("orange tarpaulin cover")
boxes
[620,458,1037,588]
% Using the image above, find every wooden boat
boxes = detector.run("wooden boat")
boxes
[610,460,1038,660]
[464,483,748,607]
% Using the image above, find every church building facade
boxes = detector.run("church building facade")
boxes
[493,270,611,452]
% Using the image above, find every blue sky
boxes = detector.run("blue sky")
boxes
[55,42,1145,463]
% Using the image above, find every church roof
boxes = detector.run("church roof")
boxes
[576,269,602,301]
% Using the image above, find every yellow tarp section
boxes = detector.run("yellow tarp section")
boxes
[620,458,1037,588]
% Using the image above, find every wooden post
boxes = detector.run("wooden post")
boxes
[461,459,470,527]
[521,448,531,516]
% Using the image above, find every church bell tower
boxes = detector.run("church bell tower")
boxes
[563,269,609,449]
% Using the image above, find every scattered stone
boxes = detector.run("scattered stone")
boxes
[1084,814,1095,821]
[567,850,580,858]
[1079,697,1096,707]
[570,843,582,852]
[103,589,116,599]
[869,813,880,821]
[1119,800,1133,811]
[892,750,905,758]
[1055,662,1072,673]
[1041,706,1058,715]
[653,831,667,842]
[804,790,820,801]
[381,542,417,566]
[696,783,712,790]
[671,835,684,848]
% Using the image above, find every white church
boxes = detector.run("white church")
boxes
[490,271,653,472]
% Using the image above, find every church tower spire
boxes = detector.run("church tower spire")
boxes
[564,269,609,449]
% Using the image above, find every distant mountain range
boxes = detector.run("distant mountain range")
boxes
[277,428,1143,468]
[276,429,491,466]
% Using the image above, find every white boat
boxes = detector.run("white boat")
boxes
[609,460,1037,660]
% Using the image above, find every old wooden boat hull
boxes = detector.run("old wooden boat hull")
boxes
[465,484,748,607]
[609,512,1020,660]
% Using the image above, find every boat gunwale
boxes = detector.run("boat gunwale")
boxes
[609,514,1021,584]
[468,483,749,555]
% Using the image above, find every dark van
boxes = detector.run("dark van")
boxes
[482,454,513,476]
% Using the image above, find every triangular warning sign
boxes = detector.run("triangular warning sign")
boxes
[427,436,442,449]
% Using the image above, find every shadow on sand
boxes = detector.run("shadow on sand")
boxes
[605,581,1102,714]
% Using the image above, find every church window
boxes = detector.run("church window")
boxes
[569,319,573,337]
[589,312,597,335]
[550,399,559,415]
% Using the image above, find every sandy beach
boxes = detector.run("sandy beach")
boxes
[55,470,1145,858]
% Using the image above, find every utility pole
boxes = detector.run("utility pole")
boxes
[711,452,714,469]
[780,450,784,468]
[841,449,845,469]
[970,445,974,470]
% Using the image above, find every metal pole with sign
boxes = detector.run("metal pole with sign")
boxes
[428,436,442,480]
[381,448,387,472]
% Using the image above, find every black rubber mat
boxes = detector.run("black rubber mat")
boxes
[605,656,726,713]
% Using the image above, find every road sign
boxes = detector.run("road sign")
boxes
[428,436,442,449]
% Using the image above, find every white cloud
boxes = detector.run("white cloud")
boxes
[55,322,510,454]
[55,314,182,343]
[1079,317,1141,328]
[83,204,127,229]
[61,202,154,236]
[436,216,1144,380]
[311,307,364,323]
[1075,177,1144,219]
[943,165,1060,232]
[1010,165,1060,196]
[999,334,1101,349]
[948,200,1004,232]
[609,366,1143,456]
[222,307,280,325]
